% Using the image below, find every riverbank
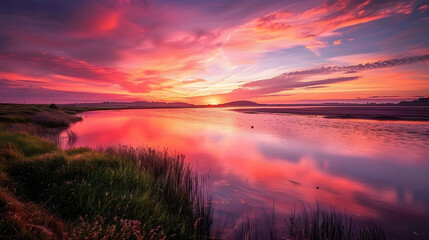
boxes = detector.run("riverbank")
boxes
[0,127,211,239]
[0,103,124,128]
[232,106,429,121]
[0,104,212,239]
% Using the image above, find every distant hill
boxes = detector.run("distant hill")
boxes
[218,101,262,107]
[398,97,429,106]
[62,101,195,108]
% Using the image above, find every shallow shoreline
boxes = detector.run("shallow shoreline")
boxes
[232,106,429,121]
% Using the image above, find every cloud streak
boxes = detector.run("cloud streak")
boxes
[249,54,429,84]
[0,51,128,83]
[202,54,429,101]
[0,79,134,103]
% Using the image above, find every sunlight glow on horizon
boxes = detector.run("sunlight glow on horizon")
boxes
[207,98,221,106]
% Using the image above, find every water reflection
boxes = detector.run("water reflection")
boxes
[62,108,429,238]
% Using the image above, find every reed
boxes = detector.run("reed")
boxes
[231,204,386,240]
[286,204,386,240]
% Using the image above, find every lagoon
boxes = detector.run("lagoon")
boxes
[62,107,429,238]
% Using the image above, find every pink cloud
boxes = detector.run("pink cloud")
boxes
[224,0,416,55]
[0,51,128,83]
[0,79,134,104]
[418,4,429,13]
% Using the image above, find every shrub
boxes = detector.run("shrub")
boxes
[49,104,59,109]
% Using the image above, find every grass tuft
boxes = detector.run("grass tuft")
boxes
[0,188,66,240]
[286,204,386,240]
[0,130,56,156]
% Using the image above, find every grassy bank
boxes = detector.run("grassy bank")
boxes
[0,104,86,128]
[0,127,211,239]
[0,103,193,128]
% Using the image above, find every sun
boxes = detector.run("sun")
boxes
[207,98,220,106]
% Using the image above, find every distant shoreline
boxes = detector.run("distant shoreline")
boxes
[1,103,429,124]
[231,105,429,121]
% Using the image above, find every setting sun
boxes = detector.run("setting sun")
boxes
[207,98,220,105]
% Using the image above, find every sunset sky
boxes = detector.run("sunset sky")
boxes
[0,0,428,104]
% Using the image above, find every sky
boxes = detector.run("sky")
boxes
[0,0,428,104]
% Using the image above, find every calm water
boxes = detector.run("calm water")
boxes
[62,108,429,238]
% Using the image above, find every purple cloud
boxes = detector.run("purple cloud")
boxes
[0,79,133,104]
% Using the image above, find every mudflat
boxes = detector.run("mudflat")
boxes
[232,106,429,121]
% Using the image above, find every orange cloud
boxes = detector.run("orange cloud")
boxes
[333,39,342,45]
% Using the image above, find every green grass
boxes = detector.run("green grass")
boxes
[0,129,211,239]
[0,104,82,128]
[0,130,56,156]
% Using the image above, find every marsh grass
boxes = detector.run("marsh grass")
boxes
[0,129,56,156]
[0,130,213,239]
[31,111,82,128]
[0,104,82,128]
[231,204,386,240]
[100,146,213,238]
[263,204,277,240]
[5,123,77,147]
[0,188,66,240]
[234,215,258,240]
[286,204,386,240]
